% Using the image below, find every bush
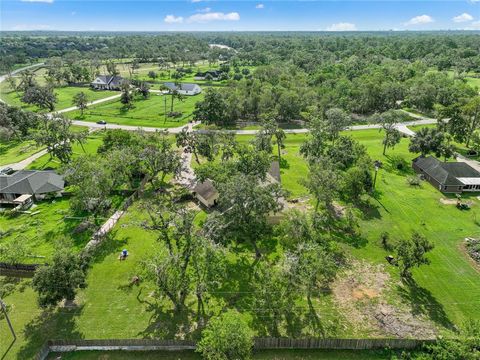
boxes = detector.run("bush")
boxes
[407,175,421,186]
[390,155,409,172]
[168,111,182,118]
[197,310,253,360]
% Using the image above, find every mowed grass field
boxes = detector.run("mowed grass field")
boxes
[0,125,89,167]
[0,83,118,113]
[26,130,103,170]
[0,139,43,166]
[1,129,480,359]
[47,349,404,360]
[67,93,203,128]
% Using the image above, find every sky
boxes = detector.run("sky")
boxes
[1,0,479,32]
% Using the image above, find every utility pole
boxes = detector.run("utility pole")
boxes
[164,95,167,124]
[0,298,16,340]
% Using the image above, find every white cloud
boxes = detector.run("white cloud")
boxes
[453,13,474,22]
[256,3,264,9]
[468,0,479,3]
[404,15,434,26]
[326,22,357,31]
[20,0,54,3]
[191,0,203,3]
[164,15,184,24]
[12,24,51,30]
[188,12,240,23]
[465,20,480,29]
[197,7,211,13]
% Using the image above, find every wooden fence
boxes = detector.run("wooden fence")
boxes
[36,337,434,358]
[0,262,43,273]
[254,337,432,350]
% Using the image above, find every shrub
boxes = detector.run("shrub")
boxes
[197,310,253,360]
[407,175,421,186]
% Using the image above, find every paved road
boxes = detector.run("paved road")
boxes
[57,94,122,114]
[2,149,49,171]
[0,62,45,83]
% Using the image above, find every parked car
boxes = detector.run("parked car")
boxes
[96,120,107,125]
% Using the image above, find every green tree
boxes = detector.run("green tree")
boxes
[205,173,284,259]
[408,127,445,157]
[22,85,57,111]
[324,107,351,142]
[32,245,86,307]
[193,88,228,126]
[303,159,341,213]
[64,155,115,218]
[375,110,404,155]
[35,114,87,163]
[141,131,181,184]
[395,232,434,280]
[72,91,89,116]
[197,310,253,360]
[463,96,480,148]
[120,82,133,109]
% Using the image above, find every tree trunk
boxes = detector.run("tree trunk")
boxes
[171,95,174,113]
[383,139,388,155]
[253,240,262,260]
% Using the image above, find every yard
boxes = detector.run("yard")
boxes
[46,349,404,359]
[0,198,93,263]
[0,139,43,166]
[66,93,202,128]
[26,130,104,170]
[1,128,480,359]
[0,83,118,113]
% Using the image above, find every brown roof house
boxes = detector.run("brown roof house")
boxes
[412,156,480,193]
[0,170,64,208]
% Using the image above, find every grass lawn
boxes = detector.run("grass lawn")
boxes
[0,198,93,263]
[26,131,104,170]
[67,93,201,128]
[344,129,480,328]
[0,84,118,112]
[46,349,406,359]
[2,128,480,359]
[0,139,43,166]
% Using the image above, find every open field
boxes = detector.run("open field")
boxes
[2,129,479,359]
[0,139,43,166]
[26,130,104,170]
[0,82,118,113]
[67,93,202,128]
[0,198,93,263]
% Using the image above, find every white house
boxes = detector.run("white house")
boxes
[91,75,125,90]
[163,82,202,96]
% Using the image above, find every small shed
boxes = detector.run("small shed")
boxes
[193,179,219,208]
[13,194,33,209]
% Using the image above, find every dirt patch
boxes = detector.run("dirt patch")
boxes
[332,260,436,338]
[440,198,474,206]
[439,198,458,205]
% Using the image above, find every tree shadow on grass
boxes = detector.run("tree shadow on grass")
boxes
[87,230,129,265]
[17,305,85,360]
[135,288,201,340]
[397,278,456,332]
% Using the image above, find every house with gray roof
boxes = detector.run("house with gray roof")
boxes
[0,170,64,204]
[91,75,125,90]
[412,156,480,193]
[163,82,202,96]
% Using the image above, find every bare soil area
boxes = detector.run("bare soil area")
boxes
[332,260,437,338]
